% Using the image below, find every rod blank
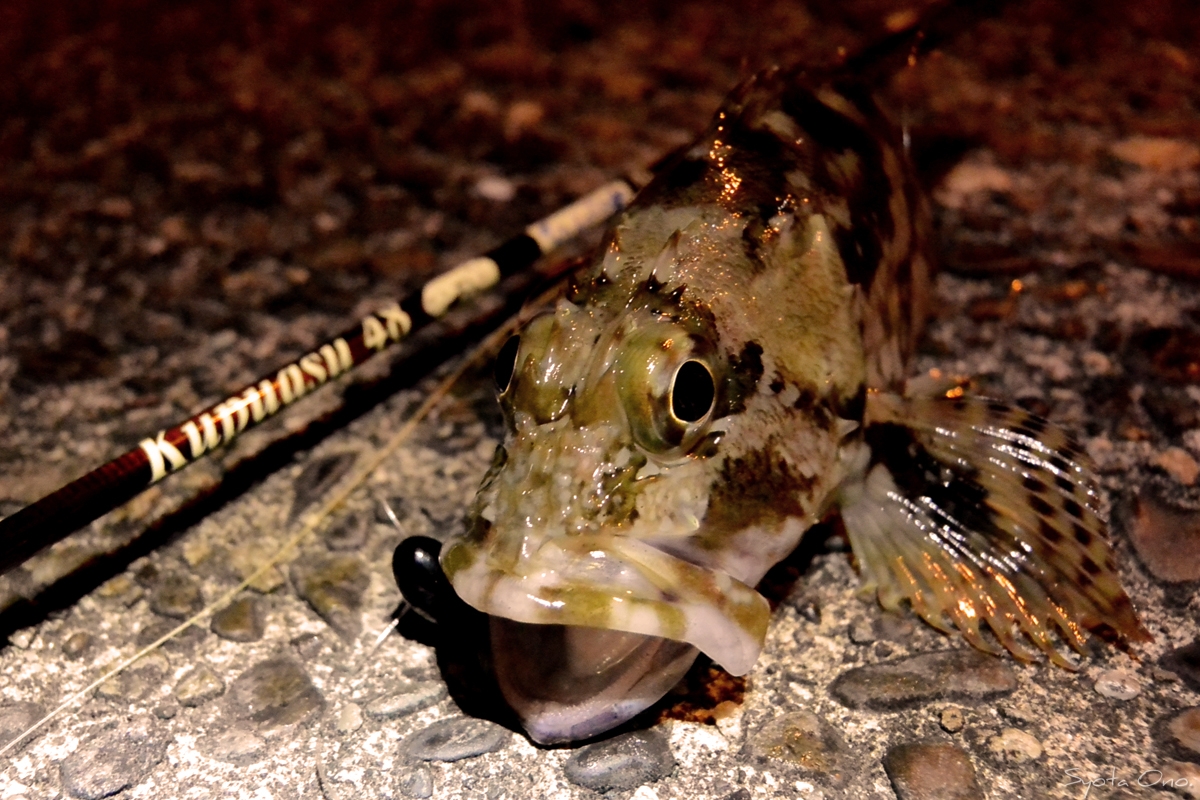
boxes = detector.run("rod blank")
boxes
[0,180,634,577]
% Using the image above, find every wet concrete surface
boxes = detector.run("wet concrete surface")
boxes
[1,1,1200,798]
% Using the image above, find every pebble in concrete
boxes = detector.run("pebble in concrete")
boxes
[849,619,876,644]
[876,612,917,643]
[564,730,676,792]
[794,598,821,624]
[939,707,965,734]
[290,632,326,659]
[210,596,265,642]
[987,728,1042,763]
[0,702,44,751]
[401,717,511,762]
[153,702,179,720]
[174,665,226,707]
[96,656,167,703]
[149,573,205,619]
[998,704,1037,728]
[229,543,286,593]
[289,453,356,522]
[336,703,364,734]
[96,575,143,606]
[1156,666,1182,683]
[398,764,434,798]
[58,716,169,800]
[3,627,30,649]
[1163,707,1200,760]
[225,656,324,729]
[290,554,369,640]
[830,650,1018,710]
[883,740,983,800]
[61,632,92,659]
[1160,642,1200,693]
[364,683,446,720]
[745,711,846,782]
[200,727,267,765]
[324,512,369,551]
[1131,491,1200,582]
[135,618,207,651]
[1093,669,1141,700]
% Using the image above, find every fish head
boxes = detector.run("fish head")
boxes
[443,286,757,743]
[440,201,865,742]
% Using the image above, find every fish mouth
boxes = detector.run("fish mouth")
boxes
[489,616,698,745]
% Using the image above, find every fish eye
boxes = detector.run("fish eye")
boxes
[494,334,520,394]
[670,360,715,423]
[616,329,721,457]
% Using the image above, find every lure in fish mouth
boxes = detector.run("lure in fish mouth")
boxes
[413,65,1149,745]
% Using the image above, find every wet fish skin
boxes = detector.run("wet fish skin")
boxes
[439,65,1147,744]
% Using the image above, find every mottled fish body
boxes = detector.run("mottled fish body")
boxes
[440,66,1148,744]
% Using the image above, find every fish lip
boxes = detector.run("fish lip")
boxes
[441,532,770,677]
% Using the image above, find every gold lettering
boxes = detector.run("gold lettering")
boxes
[319,344,343,378]
[230,394,251,433]
[182,413,221,459]
[421,257,500,317]
[334,337,353,371]
[243,387,265,422]
[277,364,305,404]
[300,352,327,385]
[362,315,388,351]
[140,431,188,482]
[378,303,412,341]
[213,401,237,442]
[258,379,279,415]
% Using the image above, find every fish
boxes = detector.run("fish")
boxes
[432,62,1151,744]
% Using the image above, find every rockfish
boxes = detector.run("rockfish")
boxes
[434,64,1149,744]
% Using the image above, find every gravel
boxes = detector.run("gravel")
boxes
[57,716,169,800]
[364,682,448,720]
[829,649,1020,711]
[399,717,511,763]
[563,729,676,792]
[883,740,984,800]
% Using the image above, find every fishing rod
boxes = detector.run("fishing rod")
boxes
[0,180,635,577]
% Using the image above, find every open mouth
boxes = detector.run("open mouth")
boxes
[489,616,700,745]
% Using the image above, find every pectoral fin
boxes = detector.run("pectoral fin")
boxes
[840,393,1149,667]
